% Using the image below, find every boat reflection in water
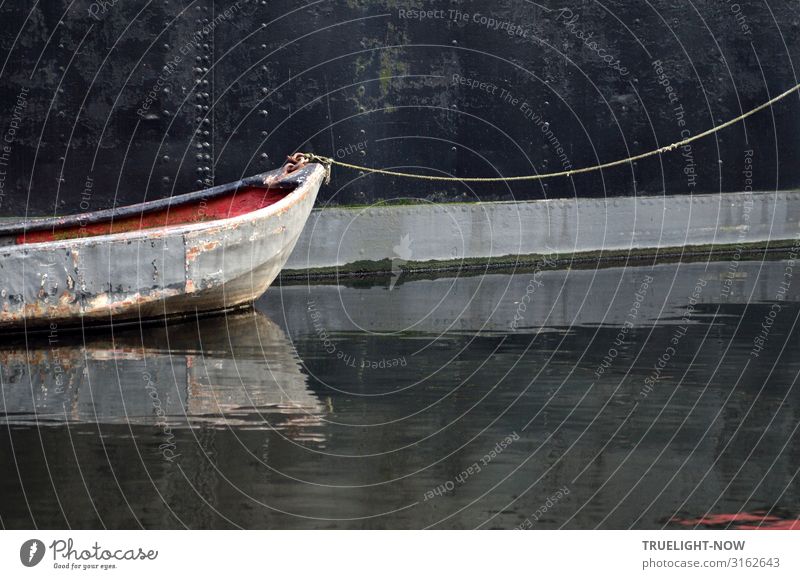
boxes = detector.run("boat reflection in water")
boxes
[0,311,324,438]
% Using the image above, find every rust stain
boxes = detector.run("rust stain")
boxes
[58,291,74,306]
[186,239,222,262]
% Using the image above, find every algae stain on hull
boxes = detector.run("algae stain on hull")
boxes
[379,47,409,104]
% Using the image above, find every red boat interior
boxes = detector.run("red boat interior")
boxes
[14,187,288,245]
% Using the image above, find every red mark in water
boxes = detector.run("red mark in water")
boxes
[670,511,800,530]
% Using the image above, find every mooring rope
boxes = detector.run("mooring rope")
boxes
[300,81,800,183]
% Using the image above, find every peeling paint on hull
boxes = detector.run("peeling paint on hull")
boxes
[0,164,325,329]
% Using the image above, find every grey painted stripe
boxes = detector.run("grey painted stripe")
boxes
[285,190,800,270]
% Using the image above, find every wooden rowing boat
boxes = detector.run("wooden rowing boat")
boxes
[0,158,326,329]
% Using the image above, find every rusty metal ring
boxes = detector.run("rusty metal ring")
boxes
[285,152,309,174]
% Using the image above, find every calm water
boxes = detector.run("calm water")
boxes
[1,258,799,529]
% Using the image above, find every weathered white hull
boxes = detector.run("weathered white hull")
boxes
[0,164,325,329]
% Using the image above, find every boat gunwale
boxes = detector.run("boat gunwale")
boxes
[1,164,325,251]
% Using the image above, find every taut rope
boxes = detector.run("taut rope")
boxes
[298,81,800,183]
